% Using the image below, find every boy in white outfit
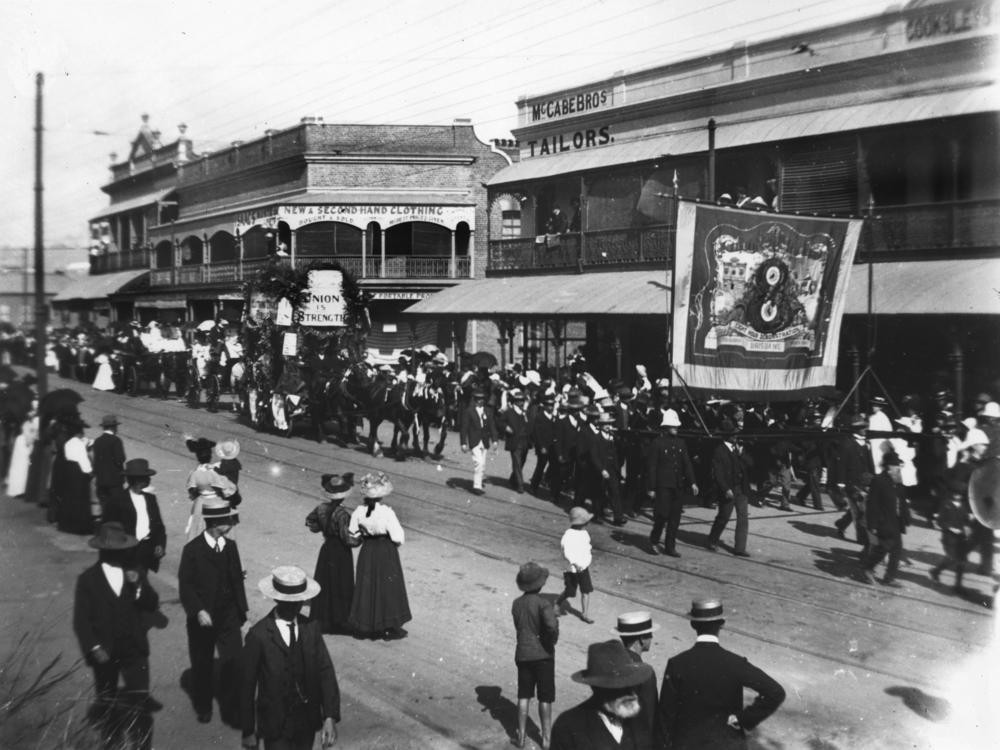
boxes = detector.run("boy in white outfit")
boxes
[555,507,595,624]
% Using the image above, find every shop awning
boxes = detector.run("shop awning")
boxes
[91,190,175,220]
[134,297,187,309]
[52,269,149,303]
[490,84,997,185]
[844,258,1000,315]
[401,270,669,318]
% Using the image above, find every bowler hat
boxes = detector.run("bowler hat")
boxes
[124,458,157,477]
[359,471,393,498]
[88,522,138,550]
[612,611,660,637]
[321,472,354,499]
[571,640,655,689]
[688,597,725,622]
[258,565,321,602]
[100,414,120,428]
[569,506,593,526]
[516,561,549,592]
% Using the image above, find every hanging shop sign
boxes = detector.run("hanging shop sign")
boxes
[299,269,346,327]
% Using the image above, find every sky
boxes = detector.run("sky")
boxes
[2,0,891,248]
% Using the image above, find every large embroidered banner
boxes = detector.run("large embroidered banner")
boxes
[671,201,862,398]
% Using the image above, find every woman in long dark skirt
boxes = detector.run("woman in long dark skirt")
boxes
[346,472,411,639]
[306,472,357,633]
[54,415,95,534]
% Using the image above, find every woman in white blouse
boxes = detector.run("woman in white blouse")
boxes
[346,472,412,639]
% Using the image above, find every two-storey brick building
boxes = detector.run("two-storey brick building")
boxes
[405,0,999,410]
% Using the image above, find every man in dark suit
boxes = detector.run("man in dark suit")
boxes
[582,412,626,525]
[646,409,699,556]
[659,598,785,750]
[92,414,126,517]
[550,639,654,750]
[529,393,558,498]
[552,402,582,507]
[705,420,753,557]
[178,497,248,724]
[241,566,341,750]
[73,522,160,748]
[614,612,664,747]
[861,451,910,587]
[459,388,498,495]
[500,388,532,493]
[104,458,166,573]
[830,419,873,545]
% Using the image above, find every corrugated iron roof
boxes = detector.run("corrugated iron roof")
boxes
[52,269,149,302]
[844,258,1000,315]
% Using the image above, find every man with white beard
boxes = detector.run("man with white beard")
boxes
[659,598,785,750]
[550,640,654,749]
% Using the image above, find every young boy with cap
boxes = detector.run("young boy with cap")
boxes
[512,562,559,749]
[554,507,595,623]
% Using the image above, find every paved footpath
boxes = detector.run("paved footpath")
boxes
[2,375,999,749]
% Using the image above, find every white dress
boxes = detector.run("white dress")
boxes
[5,417,37,497]
[92,353,116,391]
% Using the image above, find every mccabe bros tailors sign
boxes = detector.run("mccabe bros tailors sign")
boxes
[235,204,475,232]
[671,202,862,398]
[530,88,613,122]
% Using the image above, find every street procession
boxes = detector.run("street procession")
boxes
[2,1,999,749]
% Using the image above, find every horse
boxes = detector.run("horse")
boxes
[343,365,416,460]
[306,365,361,445]
[407,368,459,459]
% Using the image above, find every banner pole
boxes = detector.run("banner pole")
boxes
[667,194,680,402]
[671,364,712,437]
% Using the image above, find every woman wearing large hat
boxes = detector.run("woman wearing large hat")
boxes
[184,437,237,541]
[306,472,358,634]
[345,472,412,639]
[53,414,95,535]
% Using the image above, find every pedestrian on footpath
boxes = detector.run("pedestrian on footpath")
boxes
[92,414,126,516]
[860,451,910,587]
[54,414,96,534]
[306,472,358,634]
[554,506,595,623]
[184,437,237,541]
[646,409,699,557]
[104,459,166,574]
[705,420,753,557]
[550,640,655,750]
[929,479,971,594]
[213,438,243,507]
[459,388,498,496]
[512,561,559,749]
[659,597,785,750]
[346,472,411,639]
[241,566,341,750]
[178,496,248,724]
[73,521,159,750]
[613,611,664,746]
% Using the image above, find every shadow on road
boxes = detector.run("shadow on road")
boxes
[811,545,864,580]
[789,520,841,540]
[474,685,521,746]
[884,685,951,722]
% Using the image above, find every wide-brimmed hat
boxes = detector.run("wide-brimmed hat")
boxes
[961,428,989,449]
[981,401,1000,419]
[201,496,238,520]
[516,561,549,592]
[508,388,525,401]
[88,522,138,550]
[359,471,393,498]
[612,611,660,637]
[214,439,241,461]
[100,414,120,428]
[124,458,157,478]
[595,412,616,426]
[870,395,888,408]
[688,597,725,622]
[62,414,90,431]
[660,409,681,428]
[186,437,217,455]
[258,565,321,602]
[569,506,593,526]
[321,472,354,499]
[571,640,655,689]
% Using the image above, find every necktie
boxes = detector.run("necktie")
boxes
[214,540,223,553]
[288,619,297,647]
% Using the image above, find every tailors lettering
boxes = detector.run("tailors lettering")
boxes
[526,126,613,157]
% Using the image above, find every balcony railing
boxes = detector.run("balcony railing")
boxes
[148,254,473,287]
[858,198,1000,259]
[489,225,674,273]
[89,248,151,275]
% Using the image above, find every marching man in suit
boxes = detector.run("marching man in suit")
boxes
[460,388,498,495]
[659,598,785,750]
[500,388,532,494]
[529,393,558,498]
[646,409,699,556]
[104,458,166,574]
[241,566,341,750]
[705,420,753,557]
[178,497,248,724]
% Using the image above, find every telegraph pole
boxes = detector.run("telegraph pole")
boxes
[34,72,48,396]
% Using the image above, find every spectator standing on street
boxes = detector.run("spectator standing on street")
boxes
[659,597,785,750]
[213,439,243,507]
[550,639,655,750]
[241,566,341,750]
[185,437,237,541]
[178,497,248,724]
[929,479,971,594]
[459,388,498,496]
[103,459,166,574]
[860,451,910,587]
[306,472,358,634]
[92,414,126,518]
[512,561,559,749]
[646,409,699,557]
[554,506,595,624]
[54,414,96,534]
[346,472,411,639]
[613,611,664,746]
[705,420,753,557]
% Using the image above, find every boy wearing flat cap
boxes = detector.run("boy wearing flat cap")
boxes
[241,566,341,749]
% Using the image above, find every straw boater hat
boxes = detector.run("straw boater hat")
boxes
[596,412,616,426]
[571,640,655,689]
[201,496,239,521]
[870,395,888,408]
[660,409,681,428]
[569,506,594,526]
[214,439,241,461]
[321,472,354,500]
[258,565,321,602]
[123,458,157,477]
[612,611,661,637]
[88,522,138,550]
[359,472,393,499]
[688,597,725,622]
[516,561,549,592]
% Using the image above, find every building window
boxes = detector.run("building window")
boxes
[296,221,363,256]
[501,210,521,238]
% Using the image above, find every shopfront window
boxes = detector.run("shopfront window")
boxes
[296,220,363,256]
[385,221,451,256]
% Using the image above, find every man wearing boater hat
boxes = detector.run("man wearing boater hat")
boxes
[241,566,341,750]
[550,639,656,749]
[613,611,664,745]
[178,496,248,724]
[659,598,785,749]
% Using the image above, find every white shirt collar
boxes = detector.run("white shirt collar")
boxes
[101,563,124,596]
[696,634,720,644]
[597,711,624,743]
[203,531,226,551]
